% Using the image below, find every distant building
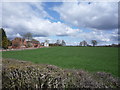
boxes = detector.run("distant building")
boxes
[44,42,49,47]
[40,42,49,47]
[12,37,26,49]
[12,37,40,49]
[31,40,40,47]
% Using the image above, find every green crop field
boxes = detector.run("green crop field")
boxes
[2,47,119,76]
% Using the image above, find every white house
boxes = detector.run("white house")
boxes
[44,42,49,47]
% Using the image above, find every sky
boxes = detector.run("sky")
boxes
[0,0,119,45]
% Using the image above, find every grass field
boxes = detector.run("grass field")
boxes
[2,47,119,76]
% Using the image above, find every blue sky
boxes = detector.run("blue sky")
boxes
[1,1,119,45]
[43,2,62,20]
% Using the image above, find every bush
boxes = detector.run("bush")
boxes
[2,59,120,89]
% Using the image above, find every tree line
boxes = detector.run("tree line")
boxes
[3,28,118,49]
[79,40,97,46]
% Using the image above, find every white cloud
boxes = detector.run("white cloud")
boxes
[75,29,118,45]
[2,0,119,2]
[53,2,118,30]
[2,2,79,39]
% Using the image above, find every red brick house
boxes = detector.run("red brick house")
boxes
[12,37,26,49]
[12,37,40,49]
[31,41,40,47]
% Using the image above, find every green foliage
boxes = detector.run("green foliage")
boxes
[3,47,119,76]
[2,37,8,49]
[0,28,8,49]
[0,29,2,48]
[8,39,12,46]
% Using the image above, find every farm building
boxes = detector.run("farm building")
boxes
[31,40,40,47]
[12,37,40,49]
[41,42,49,47]
[44,42,49,47]
[12,37,26,49]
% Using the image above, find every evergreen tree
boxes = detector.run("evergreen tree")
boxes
[0,29,2,48]
[0,28,8,49]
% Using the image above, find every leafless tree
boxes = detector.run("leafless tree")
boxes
[61,40,66,46]
[91,40,97,46]
[23,33,32,41]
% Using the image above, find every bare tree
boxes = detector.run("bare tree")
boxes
[61,40,66,46]
[56,39,61,45]
[79,42,82,46]
[23,33,32,41]
[91,40,97,46]
[83,40,87,46]
[79,41,87,46]
[45,40,49,43]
